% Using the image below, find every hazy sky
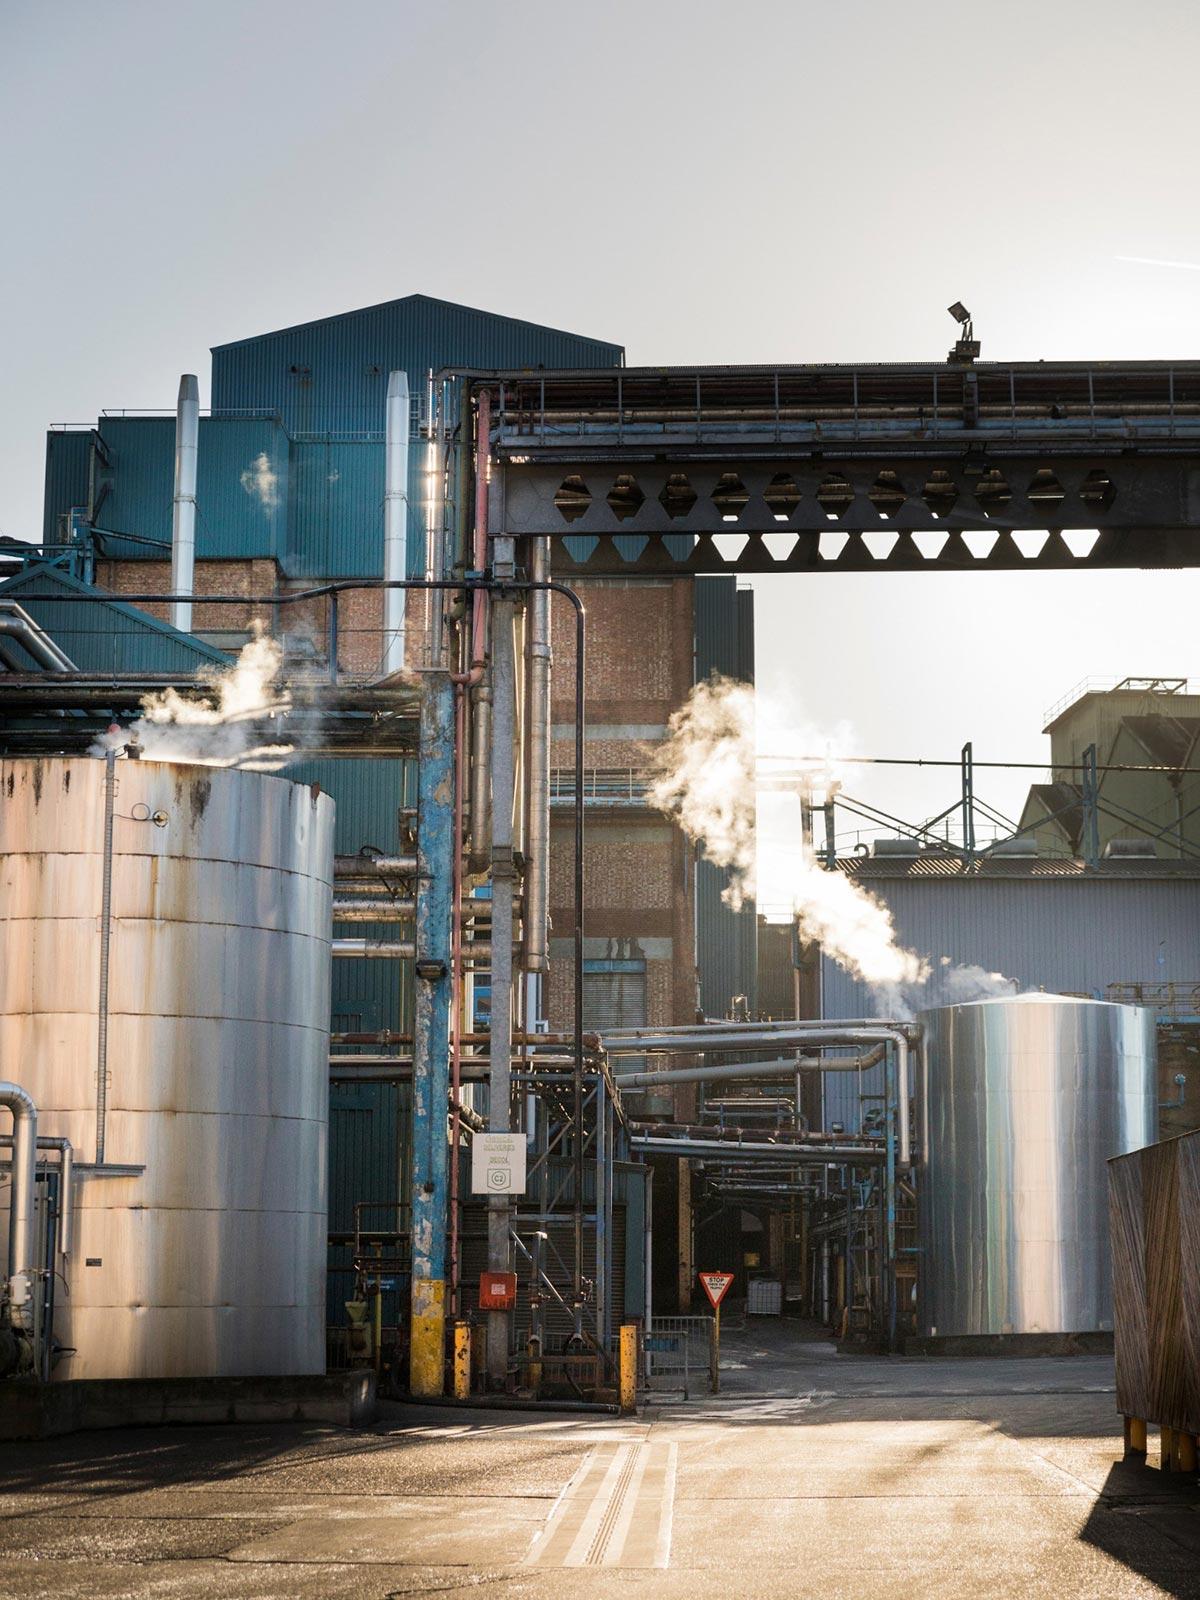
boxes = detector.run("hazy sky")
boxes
[4,0,1199,827]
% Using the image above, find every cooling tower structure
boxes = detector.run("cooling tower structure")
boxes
[916,994,1157,1339]
[0,757,334,1379]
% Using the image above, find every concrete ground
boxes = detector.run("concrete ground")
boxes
[3,1319,1199,1598]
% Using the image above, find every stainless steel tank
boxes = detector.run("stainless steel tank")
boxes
[0,757,334,1379]
[916,994,1156,1338]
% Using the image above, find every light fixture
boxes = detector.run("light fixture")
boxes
[947,301,980,364]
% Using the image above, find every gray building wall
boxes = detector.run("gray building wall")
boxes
[819,872,1200,1130]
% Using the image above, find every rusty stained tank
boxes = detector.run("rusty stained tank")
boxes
[0,757,334,1379]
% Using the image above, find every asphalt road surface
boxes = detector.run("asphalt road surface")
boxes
[3,1320,1199,1598]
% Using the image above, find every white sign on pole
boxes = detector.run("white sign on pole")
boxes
[471,1132,527,1195]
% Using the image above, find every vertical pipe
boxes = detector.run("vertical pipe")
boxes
[448,681,467,1316]
[1,1083,37,1330]
[95,750,116,1165]
[594,1081,607,1345]
[383,371,410,675]
[487,593,517,1386]
[170,375,199,632]
[884,1043,897,1348]
[524,539,552,973]
[408,672,455,1397]
[644,1166,654,1336]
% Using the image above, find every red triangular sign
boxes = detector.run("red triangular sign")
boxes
[698,1271,734,1309]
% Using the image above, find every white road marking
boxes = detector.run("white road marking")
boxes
[525,1442,677,1569]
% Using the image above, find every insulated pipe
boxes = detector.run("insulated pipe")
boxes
[332,938,492,961]
[0,1134,73,1258]
[333,855,417,876]
[523,537,551,972]
[0,1082,37,1325]
[457,390,492,868]
[170,374,199,632]
[605,1023,912,1165]
[613,1051,885,1088]
[0,608,77,672]
[630,1136,885,1164]
[383,371,410,675]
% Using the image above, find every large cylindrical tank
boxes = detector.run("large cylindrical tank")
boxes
[0,758,334,1379]
[916,994,1156,1338]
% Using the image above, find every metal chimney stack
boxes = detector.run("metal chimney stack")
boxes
[383,370,410,674]
[170,374,199,632]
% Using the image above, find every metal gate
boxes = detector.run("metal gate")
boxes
[645,1315,715,1398]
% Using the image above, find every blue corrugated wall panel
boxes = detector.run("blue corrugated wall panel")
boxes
[694,577,757,1017]
[289,754,417,1040]
[81,416,288,562]
[211,294,623,433]
[42,430,92,546]
[0,564,227,674]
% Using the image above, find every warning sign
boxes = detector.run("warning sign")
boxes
[698,1271,735,1309]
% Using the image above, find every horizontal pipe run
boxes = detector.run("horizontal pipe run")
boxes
[331,898,503,921]
[332,939,494,961]
[333,855,417,876]
[613,1051,885,1088]
[630,1136,885,1164]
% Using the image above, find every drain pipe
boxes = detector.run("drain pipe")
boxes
[1,1083,37,1326]
[383,371,410,674]
[169,374,199,632]
[95,750,117,1165]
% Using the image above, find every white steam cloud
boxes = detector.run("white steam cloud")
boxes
[92,625,294,770]
[648,675,1016,1014]
[240,452,280,512]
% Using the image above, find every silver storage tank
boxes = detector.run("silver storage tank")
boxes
[916,994,1156,1338]
[0,757,334,1379]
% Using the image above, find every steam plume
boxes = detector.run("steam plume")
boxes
[240,452,280,512]
[92,625,294,770]
[648,675,1016,1011]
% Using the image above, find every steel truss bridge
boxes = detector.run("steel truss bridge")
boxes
[478,361,1200,573]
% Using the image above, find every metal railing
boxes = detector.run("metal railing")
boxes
[644,1314,716,1398]
[550,767,656,806]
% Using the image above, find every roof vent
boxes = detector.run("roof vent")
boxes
[1102,837,1159,860]
[872,837,922,857]
[989,838,1039,858]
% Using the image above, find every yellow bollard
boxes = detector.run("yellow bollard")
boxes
[1161,1425,1177,1472]
[1177,1432,1198,1474]
[453,1321,471,1401]
[1125,1417,1147,1456]
[619,1323,638,1414]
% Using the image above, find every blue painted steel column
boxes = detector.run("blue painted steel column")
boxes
[409,670,455,1396]
[884,1042,897,1349]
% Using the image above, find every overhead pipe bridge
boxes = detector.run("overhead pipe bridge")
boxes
[467,360,1200,574]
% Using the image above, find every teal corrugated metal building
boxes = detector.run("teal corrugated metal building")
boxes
[694,576,758,1017]
[35,297,640,1337]
[211,294,623,433]
[0,563,227,674]
[43,295,624,582]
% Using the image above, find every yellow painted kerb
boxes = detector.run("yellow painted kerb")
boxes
[410,1277,446,1397]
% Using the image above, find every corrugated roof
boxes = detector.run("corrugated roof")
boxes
[842,853,1200,879]
[212,293,624,355]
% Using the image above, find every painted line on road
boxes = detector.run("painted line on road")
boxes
[524,1442,677,1569]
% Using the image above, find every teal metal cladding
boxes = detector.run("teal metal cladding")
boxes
[694,576,757,1017]
[0,563,227,674]
[42,430,92,546]
[86,416,289,563]
[211,293,623,434]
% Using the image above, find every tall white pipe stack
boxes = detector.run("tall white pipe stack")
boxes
[383,369,410,674]
[170,374,199,632]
